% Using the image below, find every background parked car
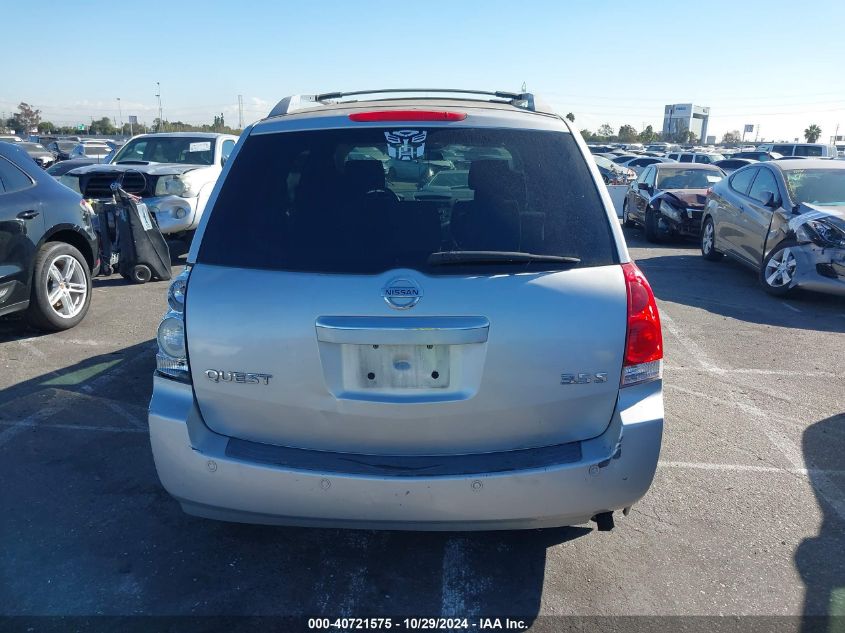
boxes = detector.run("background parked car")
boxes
[618,156,674,176]
[701,159,845,297]
[611,154,639,164]
[714,158,757,174]
[0,141,98,330]
[666,151,725,165]
[14,142,56,169]
[46,158,98,177]
[593,155,635,184]
[624,163,725,242]
[60,132,238,238]
[732,150,783,162]
[47,140,80,161]
[757,143,838,158]
[69,142,112,161]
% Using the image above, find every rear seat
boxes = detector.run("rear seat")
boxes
[452,160,524,252]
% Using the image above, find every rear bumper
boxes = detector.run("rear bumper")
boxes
[148,377,663,530]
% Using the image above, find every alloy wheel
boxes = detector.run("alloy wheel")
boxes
[45,254,88,319]
[702,222,714,254]
[765,247,797,288]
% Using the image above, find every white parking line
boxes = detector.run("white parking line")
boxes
[660,311,725,375]
[667,366,841,378]
[664,383,845,521]
[781,302,802,313]
[17,339,46,359]
[0,406,64,449]
[659,461,845,477]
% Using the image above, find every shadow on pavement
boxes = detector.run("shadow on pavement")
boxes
[635,253,845,332]
[0,341,590,619]
[796,413,845,632]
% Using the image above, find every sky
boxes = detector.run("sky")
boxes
[4,0,844,143]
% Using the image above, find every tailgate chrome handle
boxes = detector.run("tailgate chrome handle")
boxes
[316,316,490,345]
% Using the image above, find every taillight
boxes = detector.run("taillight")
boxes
[348,110,467,122]
[621,262,663,387]
[156,266,192,383]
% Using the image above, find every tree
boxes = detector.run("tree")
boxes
[89,117,117,135]
[804,124,821,143]
[597,123,614,139]
[565,112,575,123]
[618,124,638,143]
[580,129,594,142]
[12,102,41,133]
[37,121,54,134]
[638,125,656,143]
[722,130,742,144]
[686,130,698,144]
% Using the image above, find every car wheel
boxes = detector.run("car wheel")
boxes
[26,242,92,331]
[622,201,636,228]
[760,241,798,296]
[131,264,152,284]
[701,217,723,261]
[644,208,661,243]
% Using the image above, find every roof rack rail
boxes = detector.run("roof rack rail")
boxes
[267,89,540,118]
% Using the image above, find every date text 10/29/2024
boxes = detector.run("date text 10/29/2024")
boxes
[308,618,529,630]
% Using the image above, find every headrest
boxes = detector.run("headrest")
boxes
[468,159,525,202]
[344,160,385,192]
[468,160,512,191]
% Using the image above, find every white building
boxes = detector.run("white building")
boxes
[662,104,710,141]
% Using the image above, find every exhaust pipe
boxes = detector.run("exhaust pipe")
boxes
[591,511,615,532]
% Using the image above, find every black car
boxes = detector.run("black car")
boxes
[46,158,98,178]
[48,140,80,161]
[731,151,783,162]
[0,142,98,330]
[623,162,725,242]
[714,158,757,174]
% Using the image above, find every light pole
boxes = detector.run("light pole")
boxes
[155,82,163,131]
[116,97,123,132]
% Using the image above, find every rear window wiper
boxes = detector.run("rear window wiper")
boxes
[428,251,581,266]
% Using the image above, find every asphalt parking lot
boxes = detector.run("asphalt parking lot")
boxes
[1,229,843,628]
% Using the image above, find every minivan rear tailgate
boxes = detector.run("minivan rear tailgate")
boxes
[187,264,627,455]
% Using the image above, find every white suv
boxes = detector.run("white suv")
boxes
[149,89,665,531]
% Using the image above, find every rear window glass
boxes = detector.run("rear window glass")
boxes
[794,145,823,157]
[198,128,618,274]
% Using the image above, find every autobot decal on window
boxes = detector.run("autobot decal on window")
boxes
[384,130,427,160]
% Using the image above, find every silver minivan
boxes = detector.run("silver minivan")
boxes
[757,143,838,158]
[149,89,665,531]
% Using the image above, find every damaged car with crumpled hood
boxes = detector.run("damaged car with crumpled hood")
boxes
[623,163,725,242]
[701,159,845,296]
